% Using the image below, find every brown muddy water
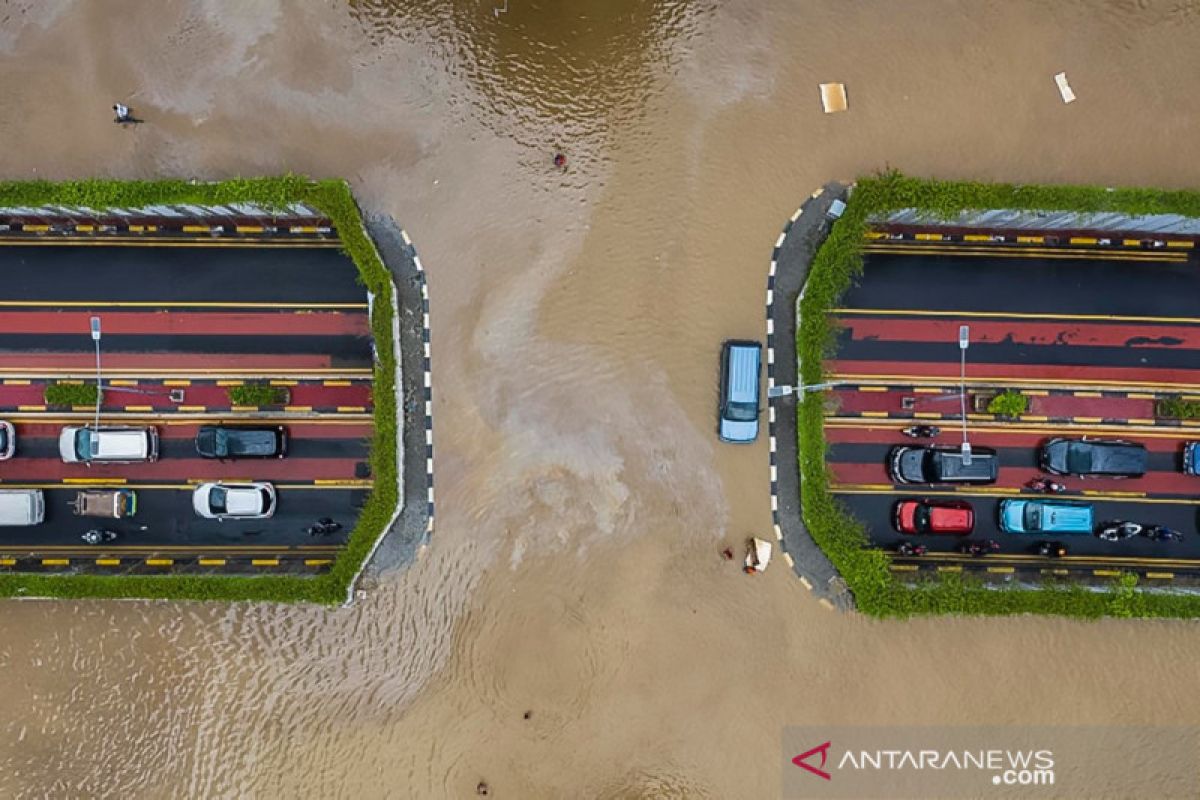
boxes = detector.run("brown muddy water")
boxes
[2,1,1200,797]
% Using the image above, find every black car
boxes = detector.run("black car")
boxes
[195,425,288,459]
[888,445,999,485]
[1039,437,1145,478]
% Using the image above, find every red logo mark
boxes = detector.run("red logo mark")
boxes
[792,741,832,781]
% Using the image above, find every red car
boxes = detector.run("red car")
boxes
[894,499,975,535]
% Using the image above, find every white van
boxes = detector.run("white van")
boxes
[59,426,159,464]
[0,489,45,526]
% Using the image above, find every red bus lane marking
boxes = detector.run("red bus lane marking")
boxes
[836,316,1200,349]
[0,310,370,336]
[826,359,1200,389]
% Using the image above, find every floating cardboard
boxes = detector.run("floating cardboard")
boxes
[819,82,848,113]
[1054,72,1076,104]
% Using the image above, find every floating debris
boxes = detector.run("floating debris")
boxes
[1054,72,1076,104]
[819,83,848,113]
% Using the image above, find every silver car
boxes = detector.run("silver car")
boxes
[192,482,277,520]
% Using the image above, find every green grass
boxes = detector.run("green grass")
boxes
[986,390,1028,417]
[0,176,400,604]
[1156,396,1200,420]
[228,384,289,406]
[44,382,100,406]
[797,171,1200,618]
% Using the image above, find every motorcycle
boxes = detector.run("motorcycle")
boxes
[901,425,941,439]
[81,529,118,545]
[1025,477,1066,494]
[896,542,928,557]
[960,539,1001,557]
[1097,521,1142,542]
[1143,525,1183,543]
[1036,541,1068,558]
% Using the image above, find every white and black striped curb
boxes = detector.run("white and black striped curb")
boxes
[766,185,851,610]
[402,229,436,535]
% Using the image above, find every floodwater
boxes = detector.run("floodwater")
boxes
[2,0,1200,796]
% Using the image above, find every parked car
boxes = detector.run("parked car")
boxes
[71,488,137,519]
[192,482,277,520]
[0,420,14,460]
[894,499,975,535]
[888,445,999,484]
[58,426,158,464]
[1184,442,1200,475]
[718,340,762,443]
[1039,437,1146,478]
[196,425,288,459]
[999,498,1094,534]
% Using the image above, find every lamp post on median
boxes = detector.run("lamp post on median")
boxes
[90,316,102,436]
[958,325,971,465]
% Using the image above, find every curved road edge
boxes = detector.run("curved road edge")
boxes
[767,182,853,610]
[351,214,437,595]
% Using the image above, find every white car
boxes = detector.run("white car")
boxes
[192,482,277,520]
[0,421,14,460]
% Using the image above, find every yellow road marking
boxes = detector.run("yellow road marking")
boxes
[1069,237,1098,245]
[163,380,191,387]
[284,405,313,412]
[1073,391,1102,398]
[1081,489,1145,498]
[62,477,128,485]
[177,405,207,412]
[913,412,943,419]
[1127,418,1156,425]
[125,405,153,412]
[270,380,297,386]
[826,416,1197,441]
[987,566,1014,574]
[1024,389,1050,396]
[1093,569,1121,577]
[1045,568,1070,575]
[95,558,121,566]
[17,405,44,412]
[1072,416,1103,423]
[75,225,95,232]
[962,234,992,242]
[832,306,1200,326]
[1146,572,1174,579]
[937,565,962,573]
[336,406,367,413]
[0,558,14,566]
[230,405,259,412]
[252,559,279,567]
[22,224,51,233]
[146,559,174,566]
[305,558,333,566]
[1016,236,1044,243]
[236,226,265,233]
[3,379,30,385]
[860,411,889,418]
[0,240,341,248]
[962,486,1021,495]
[313,478,374,487]
[42,558,69,566]
[914,234,945,241]
[1167,241,1195,249]
[323,380,352,387]
[862,244,1185,262]
[913,387,943,394]
[109,379,138,387]
[217,380,244,387]
[889,563,919,571]
[199,558,227,566]
[1020,415,1049,422]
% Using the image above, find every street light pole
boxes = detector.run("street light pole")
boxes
[958,325,971,465]
[90,316,102,435]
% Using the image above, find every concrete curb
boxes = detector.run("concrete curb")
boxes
[353,215,437,586]
[766,183,854,610]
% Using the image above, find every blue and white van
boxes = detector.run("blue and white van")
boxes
[718,340,761,443]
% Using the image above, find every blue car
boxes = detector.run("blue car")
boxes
[999,499,1094,535]
[1185,442,1200,475]
[718,341,761,443]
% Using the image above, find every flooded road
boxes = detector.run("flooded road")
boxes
[3,0,1200,796]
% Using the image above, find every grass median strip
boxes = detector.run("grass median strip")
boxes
[797,170,1200,619]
